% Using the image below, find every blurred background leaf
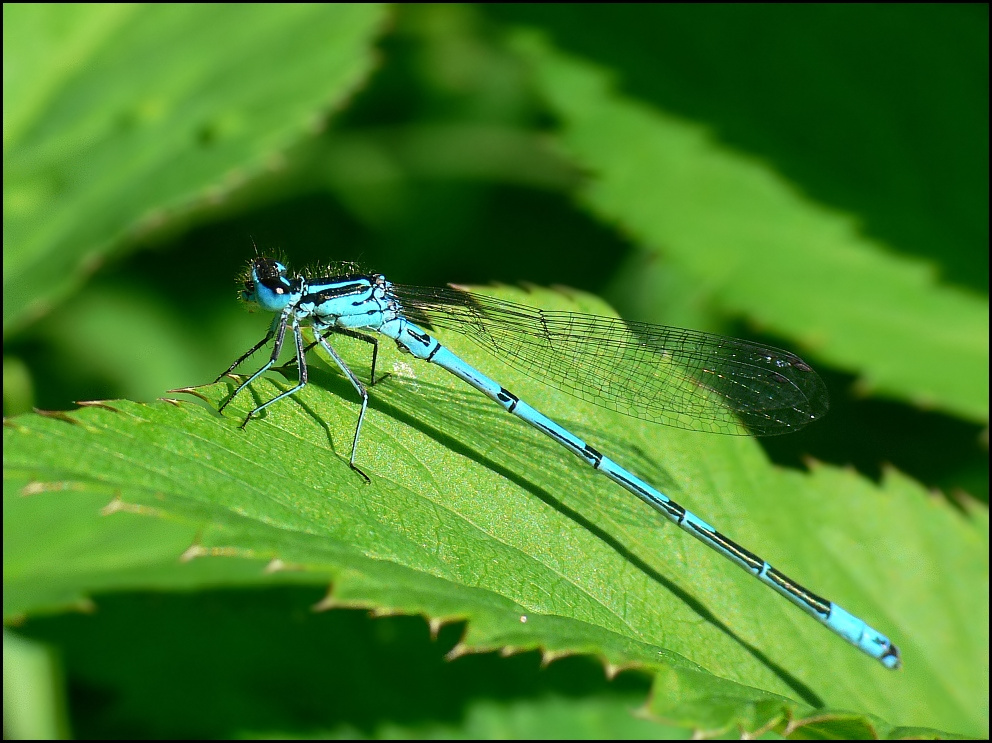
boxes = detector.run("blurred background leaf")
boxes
[3,3,987,739]
[3,3,385,333]
[509,29,986,423]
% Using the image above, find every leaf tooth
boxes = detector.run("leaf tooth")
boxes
[445,643,472,661]
[312,586,337,612]
[540,648,574,668]
[427,616,445,640]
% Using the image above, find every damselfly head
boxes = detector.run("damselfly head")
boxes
[240,257,298,312]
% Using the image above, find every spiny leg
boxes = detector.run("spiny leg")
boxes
[314,333,372,484]
[345,328,382,385]
[287,327,384,386]
[218,313,290,415]
[214,321,277,384]
[238,315,310,428]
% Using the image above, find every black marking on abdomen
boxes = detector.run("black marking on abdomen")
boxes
[498,387,519,412]
[407,327,431,345]
[766,567,830,616]
[689,528,765,573]
[609,468,684,521]
[880,644,900,664]
[529,418,573,448]
[585,445,603,468]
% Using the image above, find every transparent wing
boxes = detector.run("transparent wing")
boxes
[391,284,829,436]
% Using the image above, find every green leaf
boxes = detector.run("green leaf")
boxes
[2,3,387,332]
[509,30,988,425]
[4,285,983,737]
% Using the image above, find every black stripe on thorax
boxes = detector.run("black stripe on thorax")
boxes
[305,276,375,303]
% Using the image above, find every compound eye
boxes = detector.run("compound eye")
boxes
[253,258,285,283]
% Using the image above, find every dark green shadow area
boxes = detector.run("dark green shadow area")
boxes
[762,364,990,505]
[14,587,665,739]
[485,4,989,293]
